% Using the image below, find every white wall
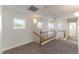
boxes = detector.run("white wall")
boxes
[1,7,34,51]
[0,6,2,53]
[77,17,79,53]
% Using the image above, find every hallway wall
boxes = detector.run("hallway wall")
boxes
[1,7,34,51]
[0,6,2,53]
[77,17,79,53]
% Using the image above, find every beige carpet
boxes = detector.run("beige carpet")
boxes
[3,39,78,54]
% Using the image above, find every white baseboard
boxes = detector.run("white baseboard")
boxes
[1,40,34,52]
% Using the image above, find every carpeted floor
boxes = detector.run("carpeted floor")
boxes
[3,39,78,54]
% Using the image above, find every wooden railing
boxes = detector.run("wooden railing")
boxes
[33,31,44,40]
[33,31,55,45]
[33,31,45,43]
[33,30,67,45]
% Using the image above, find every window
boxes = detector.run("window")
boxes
[14,18,26,29]
[57,23,63,30]
[48,22,54,30]
[47,22,54,35]
[37,22,43,29]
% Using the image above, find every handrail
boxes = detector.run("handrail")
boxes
[33,31,54,42]
[33,31,45,40]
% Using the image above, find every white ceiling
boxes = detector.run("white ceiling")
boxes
[4,5,79,18]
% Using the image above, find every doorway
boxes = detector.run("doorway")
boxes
[68,22,77,40]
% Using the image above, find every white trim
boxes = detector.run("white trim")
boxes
[1,40,34,52]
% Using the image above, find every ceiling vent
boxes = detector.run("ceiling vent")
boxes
[28,6,39,12]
